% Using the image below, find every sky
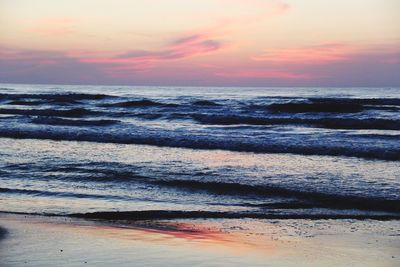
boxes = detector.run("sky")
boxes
[0,0,399,86]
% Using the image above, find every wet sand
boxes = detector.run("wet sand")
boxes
[0,213,399,267]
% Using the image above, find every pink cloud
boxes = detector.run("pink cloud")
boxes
[252,43,400,66]
[79,31,228,76]
[1,38,399,86]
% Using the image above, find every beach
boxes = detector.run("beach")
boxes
[1,213,399,266]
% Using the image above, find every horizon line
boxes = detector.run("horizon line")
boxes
[1,82,399,89]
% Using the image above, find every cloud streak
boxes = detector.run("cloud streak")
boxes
[252,43,400,65]
[79,32,228,76]
[0,42,399,86]
[252,44,353,64]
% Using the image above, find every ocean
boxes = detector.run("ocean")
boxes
[0,84,399,220]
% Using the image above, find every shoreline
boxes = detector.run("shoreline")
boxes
[1,213,399,267]
[1,210,400,221]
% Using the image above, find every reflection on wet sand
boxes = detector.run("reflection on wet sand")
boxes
[47,219,277,257]
[1,214,399,267]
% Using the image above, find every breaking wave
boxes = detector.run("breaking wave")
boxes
[0,127,399,160]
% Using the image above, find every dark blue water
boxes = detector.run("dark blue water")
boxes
[0,84,399,219]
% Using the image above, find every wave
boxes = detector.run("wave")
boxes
[68,210,400,221]
[153,179,400,212]
[191,114,400,130]
[102,100,179,108]
[251,98,400,113]
[7,99,84,106]
[192,100,221,106]
[268,102,364,113]
[309,97,400,106]
[0,127,398,160]
[131,113,164,120]
[6,161,397,213]
[0,187,127,200]
[30,117,119,127]
[7,100,47,106]
[0,108,101,117]
[0,93,112,102]
[1,161,148,183]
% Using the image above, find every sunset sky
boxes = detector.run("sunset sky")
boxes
[1,0,399,86]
